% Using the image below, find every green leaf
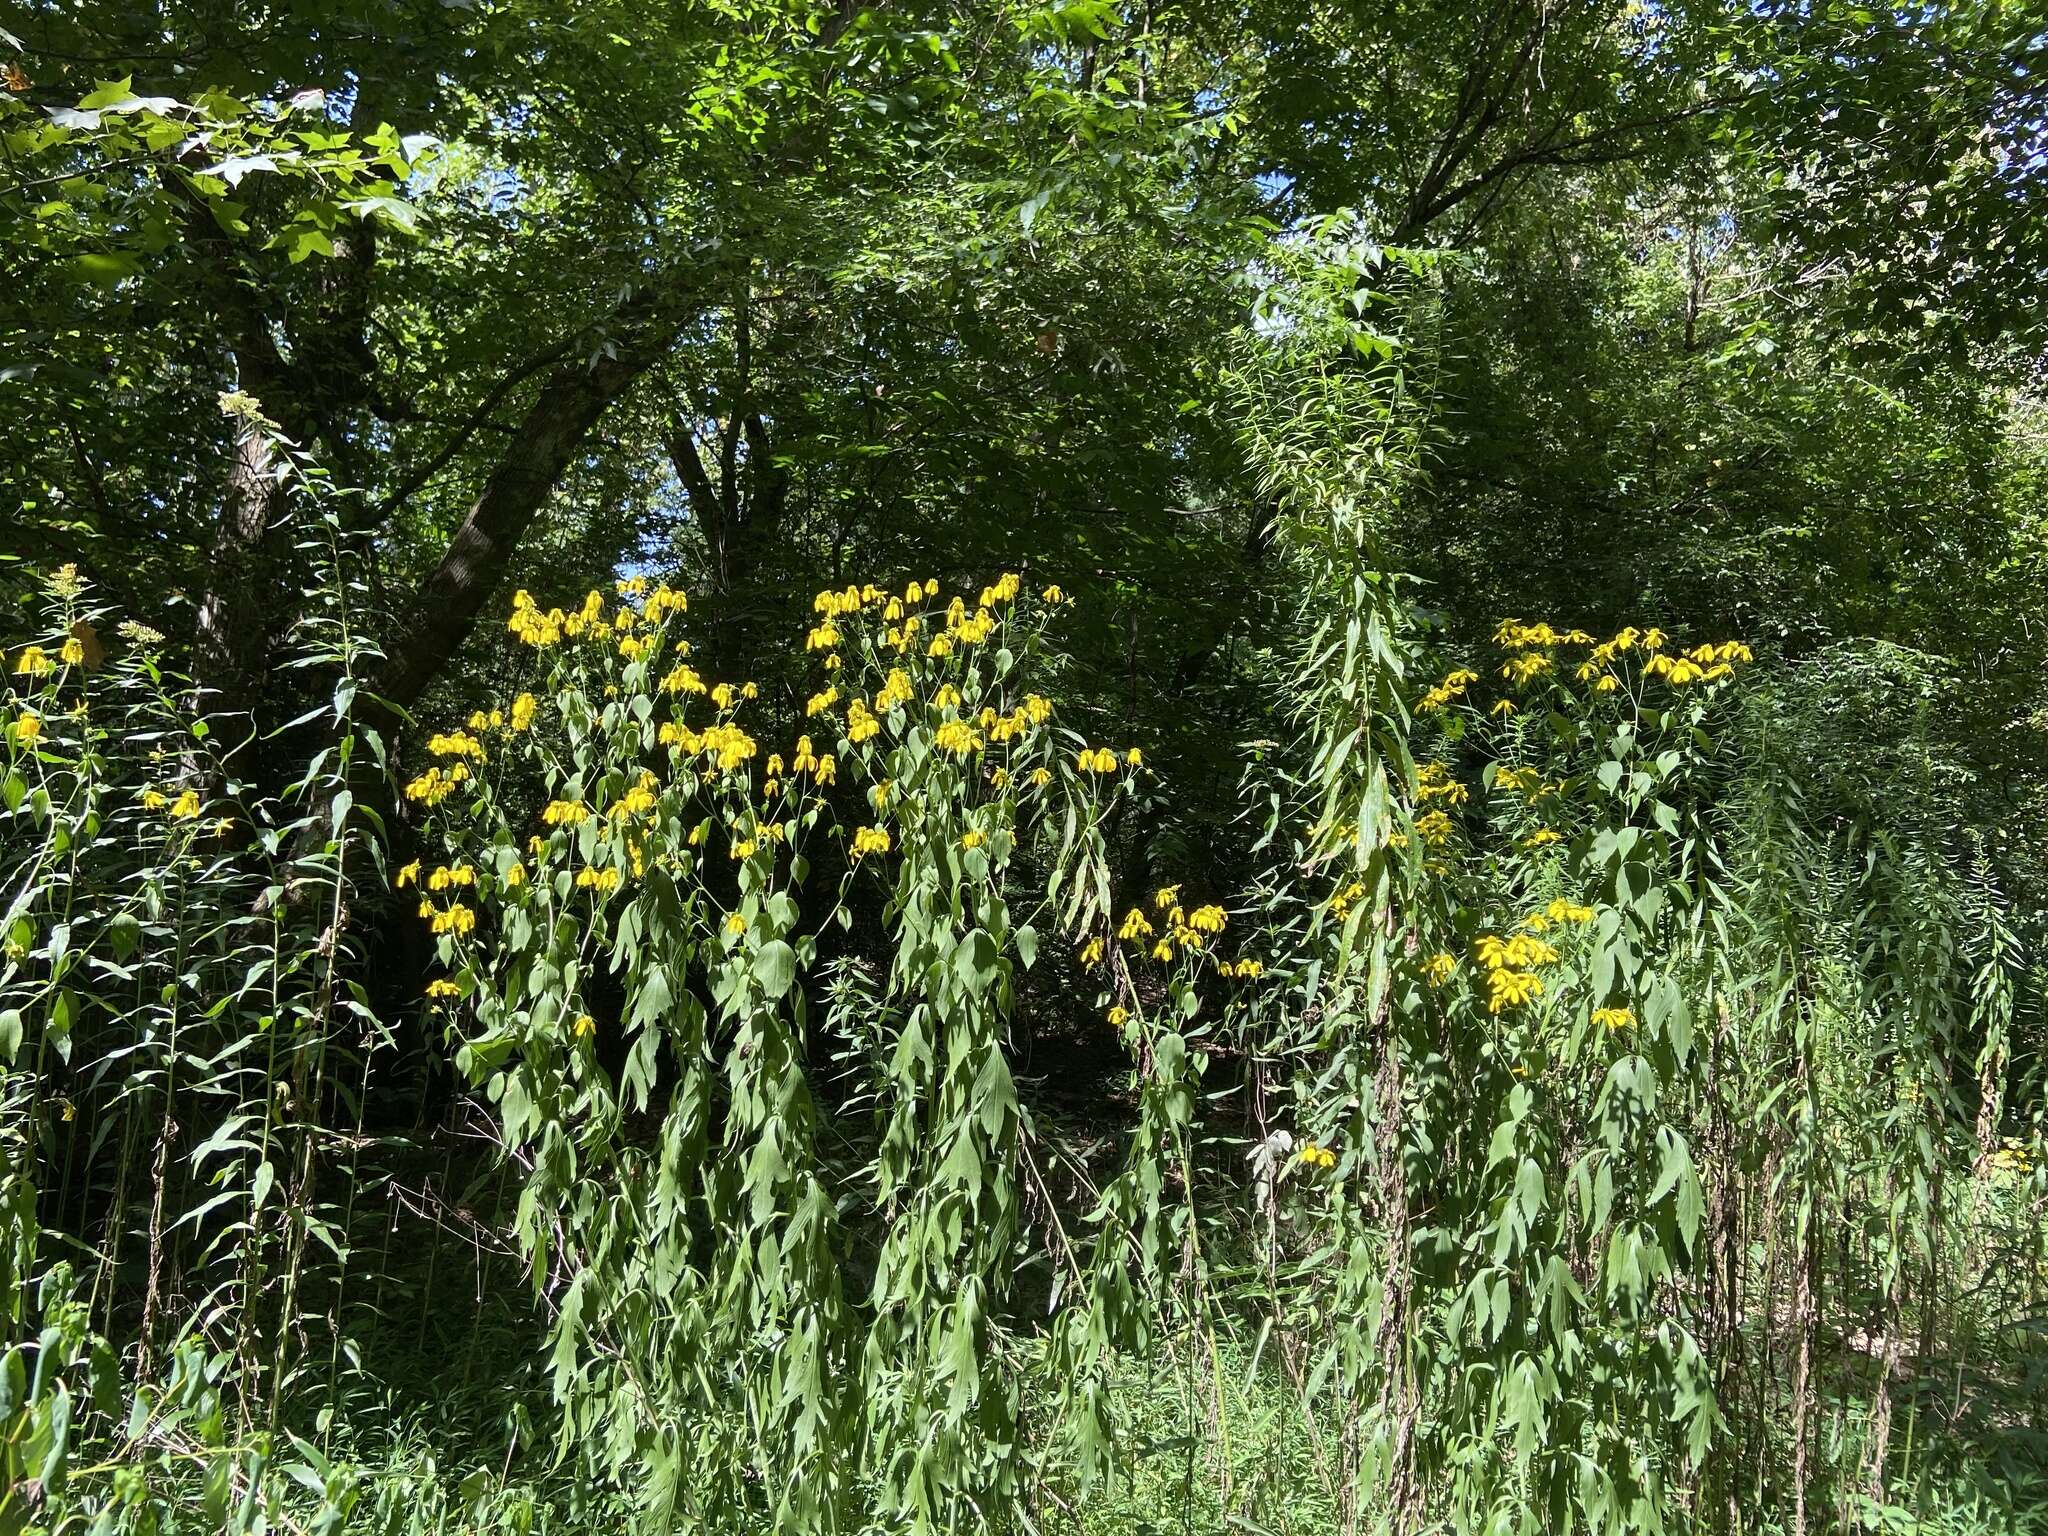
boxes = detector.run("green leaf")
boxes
[752,940,797,1000]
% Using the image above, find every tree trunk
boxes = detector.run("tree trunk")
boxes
[374,288,696,712]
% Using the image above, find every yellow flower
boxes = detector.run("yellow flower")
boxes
[396,860,422,888]
[425,978,461,999]
[1297,1144,1337,1170]
[724,912,748,935]
[12,711,43,745]
[1079,936,1105,967]
[806,686,839,717]
[1231,958,1263,979]
[851,825,892,859]
[1490,699,1517,718]
[170,789,201,819]
[1494,765,1541,796]
[542,799,590,827]
[1545,898,1594,924]
[1150,938,1173,962]
[428,731,486,761]
[12,646,51,677]
[1029,767,1051,787]
[1118,908,1154,940]
[575,866,622,894]
[428,864,476,890]
[934,719,981,756]
[711,682,736,710]
[1485,968,1543,1013]
[59,636,84,666]
[1592,1007,1634,1031]
[1125,747,1143,768]
[1187,904,1227,934]
[1416,666,1479,713]
[429,903,477,936]
[573,1013,597,1039]
[1421,952,1456,986]
[1041,584,1065,603]
[503,862,527,888]
[701,723,758,770]
[1520,828,1562,848]
[1106,1005,1129,1026]
[665,665,707,696]
[961,828,984,850]
[1414,809,1455,845]
[141,789,166,810]
[846,699,880,743]
[1475,933,1558,971]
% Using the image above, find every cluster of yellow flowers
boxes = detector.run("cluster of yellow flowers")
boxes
[934,719,982,756]
[1144,887,1229,961]
[1297,1144,1338,1170]
[788,735,838,786]
[507,583,688,649]
[1526,897,1595,929]
[850,825,892,859]
[696,722,758,771]
[846,698,880,743]
[425,978,461,1000]
[1493,766,1547,798]
[1073,745,1140,775]
[404,762,471,806]
[1419,622,1755,716]
[1474,930,1560,1014]
[137,787,204,819]
[1329,880,1367,920]
[1415,762,1469,806]
[428,730,486,761]
[1416,668,1479,714]
[422,901,476,936]
[873,668,915,714]
[1591,1006,1634,1031]
[1413,809,1455,846]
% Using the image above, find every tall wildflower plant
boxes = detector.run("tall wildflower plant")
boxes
[0,402,397,1531]
[404,572,1162,1531]
[1220,217,2041,1536]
